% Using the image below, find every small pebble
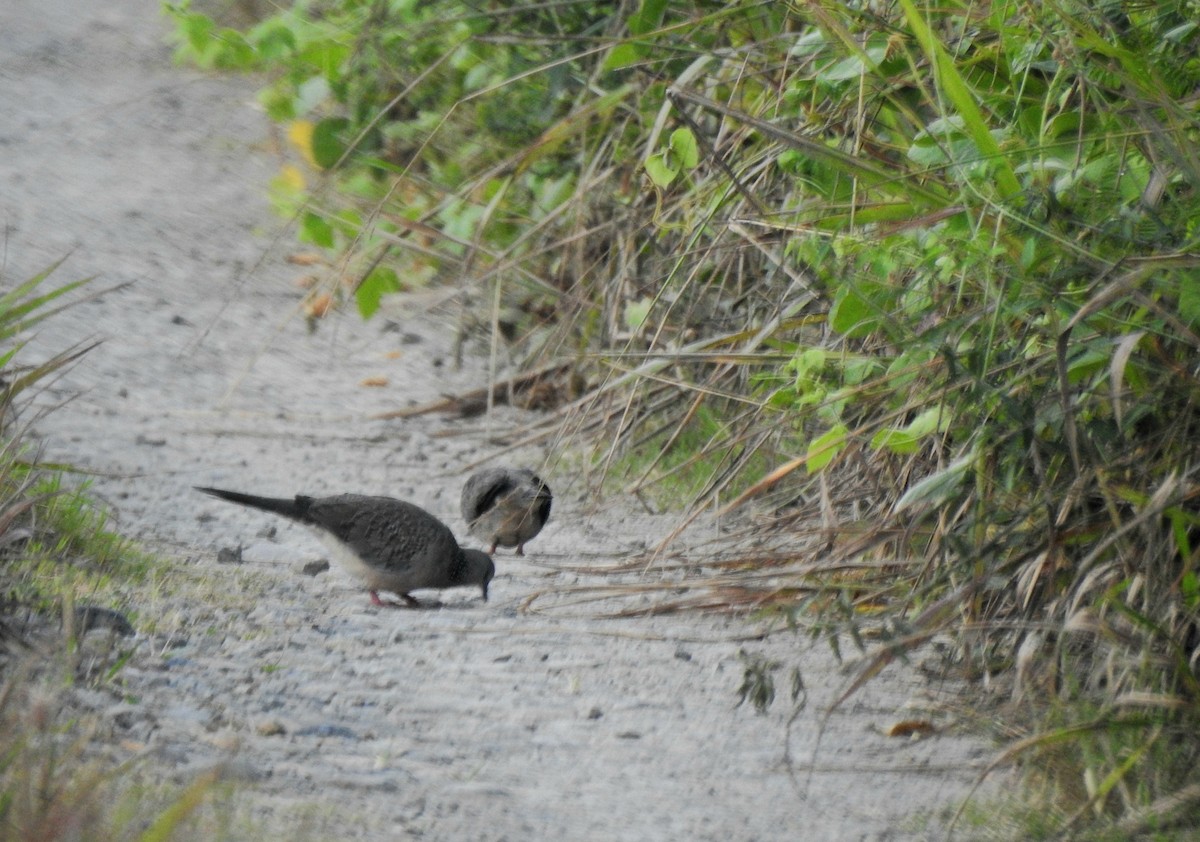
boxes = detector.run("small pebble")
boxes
[294,724,357,739]
[256,719,286,737]
[300,559,330,576]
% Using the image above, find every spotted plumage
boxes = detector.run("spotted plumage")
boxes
[196,487,493,607]
[460,467,552,555]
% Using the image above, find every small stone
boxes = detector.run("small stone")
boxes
[300,559,330,576]
[256,719,286,737]
[587,707,603,720]
[216,545,243,564]
[294,723,356,739]
[75,605,135,636]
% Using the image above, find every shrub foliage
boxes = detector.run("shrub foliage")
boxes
[170,0,1200,831]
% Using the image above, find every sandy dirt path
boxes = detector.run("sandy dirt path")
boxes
[1,2,999,839]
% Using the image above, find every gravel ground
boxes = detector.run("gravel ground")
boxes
[1,2,1001,839]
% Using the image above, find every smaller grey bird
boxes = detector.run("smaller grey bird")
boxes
[196,487,493,608]
[460,467,552,555]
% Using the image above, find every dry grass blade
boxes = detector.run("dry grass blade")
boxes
[1115,782,1200,838]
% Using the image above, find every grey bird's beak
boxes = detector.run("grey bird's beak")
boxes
[481,581,489,601]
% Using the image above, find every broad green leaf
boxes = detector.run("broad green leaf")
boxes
[789,347,825,379]
[645,128,699,187]
[894,451,975,513]
[311,116,351,169]
[872,428,920,455]
[604,42,644,71]
[871,408,944,455]
[670,128,699,170]
[807,423,849,474]
[644,151,678,187]
[260,86,296,122]
[180,11,215,54]
[829,286,882,338]
[817,45,887,83]
[252,22,296,60]
[1067,348,1108,384]
[905,407,944,438]
[629,0,667,35]
[842,356,881,386]
[1179,274,1200,328]
[299,211,334,248]
[886,347,934,389]
[789,30,826,59]
[624,296,653,332]
[356,266,401,319]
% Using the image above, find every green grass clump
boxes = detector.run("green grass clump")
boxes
[0,471,154,611]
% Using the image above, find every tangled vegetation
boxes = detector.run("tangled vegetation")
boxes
[170,0,1200,835]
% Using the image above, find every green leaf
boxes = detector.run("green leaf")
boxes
[311,116,351,169]
[817,44,887,83]
[829,285,882,338]
[872,428,918,455]
[180,11,215,55]
[1067,347,1108,384]
[1179,274,1200,328]
[842,356,881,386]
[644,151,678,187]
[299,211,334,249]
[886,347,934,389]
[251,22,296,60]
[355,266,400,319]
[870,408,944,455]
[807,423,849,474]
[645,128,699,187]
[604,42,644,71]
[669,128,699,169]
[894,451,975,513]
[624,296,653,332]
[629,0,667,35]
[788,347,825,379]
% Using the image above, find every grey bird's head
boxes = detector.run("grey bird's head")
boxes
[462,549,495,600]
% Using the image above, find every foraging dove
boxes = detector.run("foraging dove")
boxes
[460,467,552,555]
[195,487,494,607]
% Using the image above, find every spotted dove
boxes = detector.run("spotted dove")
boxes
[460,467,552,555]
[196,487,494,607]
